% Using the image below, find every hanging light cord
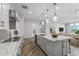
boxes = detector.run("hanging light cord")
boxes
[10,3,11,9]
[46,9,48,19]
[54,3,56,16]
[1,3,3,20]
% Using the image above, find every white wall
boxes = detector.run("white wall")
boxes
[39,20,65,34]
[57,23,65,33]
[49,23,65,33]
[24,19,66,38]
[24,20,40,38]
[65,23,71,34]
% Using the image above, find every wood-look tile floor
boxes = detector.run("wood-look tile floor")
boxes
[21,38,46,56]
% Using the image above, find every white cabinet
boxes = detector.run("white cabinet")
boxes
[46,40,62,56]
[53,41,62,56]
[37,36,41,47]
[37,35,70,56]
[62,39,70,56]
[0,3,9,29]
[62,40,67,55]
[0,3,10,42]
[42,38,47,53]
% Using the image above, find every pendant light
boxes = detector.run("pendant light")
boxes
[46,9,49,23]
[53,3,58,22]
[40,12,44,26]
[1,4,3,21]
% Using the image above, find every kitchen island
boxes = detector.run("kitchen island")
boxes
[35,34,72,56]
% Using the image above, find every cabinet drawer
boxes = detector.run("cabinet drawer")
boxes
[54,41,62,47]
[53,47,62,56]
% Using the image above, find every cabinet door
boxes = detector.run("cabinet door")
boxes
[66,40,70,55]
[42,38,47,52]
[37,36,42,47]
[38,37,47,54]
[62,40,67,56]
[46,40,54,55]
[2,3,9,29]
[39,37,43,48]
[37,36,39,44]
[37,36,40,46]
[53,41,63,56]
[0,3,9,29]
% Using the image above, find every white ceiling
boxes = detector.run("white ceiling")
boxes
[11,3,79,23]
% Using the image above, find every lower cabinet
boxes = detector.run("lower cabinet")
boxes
[62,39,70,56]
[37,36,69,56]
[46,40,63,56]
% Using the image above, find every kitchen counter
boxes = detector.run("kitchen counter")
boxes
[0,42,19,56]
[35,34,72,56]
[0,36,23,56]
[41,35,72,41]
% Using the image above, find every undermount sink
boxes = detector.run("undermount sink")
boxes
[40,34,46,36]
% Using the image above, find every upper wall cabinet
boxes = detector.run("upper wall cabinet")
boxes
[0,3,10,29]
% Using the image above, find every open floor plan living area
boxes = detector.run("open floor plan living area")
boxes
[0,3,79,56]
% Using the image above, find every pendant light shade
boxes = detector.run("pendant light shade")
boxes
[46,18,49,23]
[53,15,58,22]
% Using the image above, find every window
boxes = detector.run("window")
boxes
[70,23,79,33]
[59,27,64,32]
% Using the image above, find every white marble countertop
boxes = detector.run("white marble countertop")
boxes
[11,35,21,37]
[40,35,72,41]
[0,42,19,56]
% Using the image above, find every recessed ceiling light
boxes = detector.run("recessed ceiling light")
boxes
[56,7,60,10]
[41,21,44,25]
[29,11,32,14]
[46,19,49,23]
[32,24,35,27]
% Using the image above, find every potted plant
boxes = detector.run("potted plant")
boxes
[75,30,79,34]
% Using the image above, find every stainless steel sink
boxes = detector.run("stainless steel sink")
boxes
[40,34,46,36]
